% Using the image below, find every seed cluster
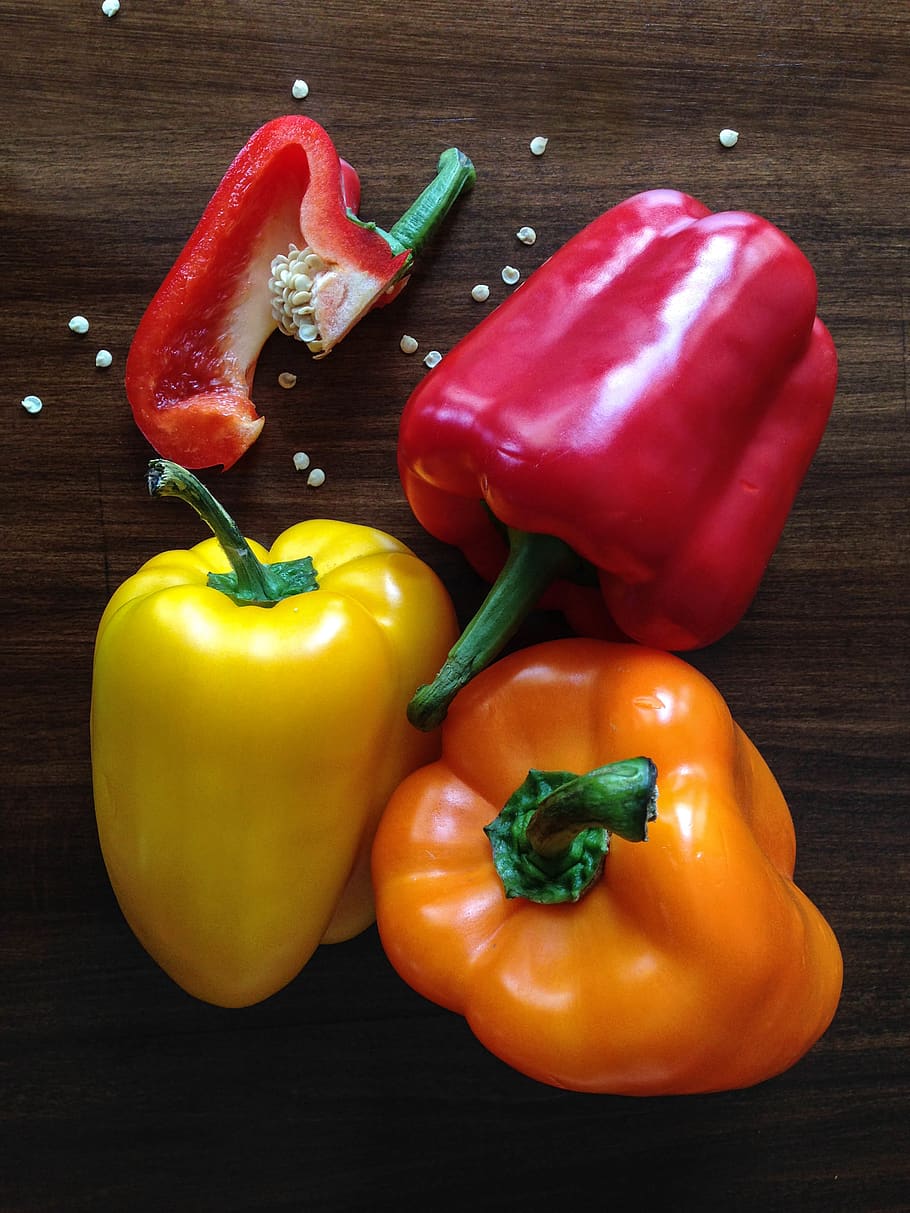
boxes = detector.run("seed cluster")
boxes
[269,245,328,352]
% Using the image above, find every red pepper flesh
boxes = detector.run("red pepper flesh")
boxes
[127,116,474,469]
[400,189,837,726]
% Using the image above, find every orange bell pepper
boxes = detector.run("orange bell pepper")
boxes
[372,638,842,1095]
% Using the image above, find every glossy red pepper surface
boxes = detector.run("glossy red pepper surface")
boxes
[398,189,837,652]
[127,116,473,469]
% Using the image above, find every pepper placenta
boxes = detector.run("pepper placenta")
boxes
[401,189,837,729]
[372,638,843,1095]
[126,116,475,470]
[90,460,458,1007]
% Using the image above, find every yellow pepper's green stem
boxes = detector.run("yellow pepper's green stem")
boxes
[147,459,318,606]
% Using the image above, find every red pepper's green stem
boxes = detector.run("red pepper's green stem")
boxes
[348,148,476,270]
[147,459,318,606]
[485,759,658,904]
[407,529,578,731]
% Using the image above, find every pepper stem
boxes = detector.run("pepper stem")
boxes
[485,759,658,904]
[147,459,318,607]
[407,529,578,731]
[349,148,476,266]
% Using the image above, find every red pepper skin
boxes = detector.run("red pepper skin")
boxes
[398,189,837,651]
[126,117,412,470]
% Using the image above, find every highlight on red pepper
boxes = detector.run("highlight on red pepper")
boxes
[372,638,843,1095]
[126,116,475,470]
[400,188,838,730]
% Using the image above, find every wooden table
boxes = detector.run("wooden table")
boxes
[3,2,906,1208]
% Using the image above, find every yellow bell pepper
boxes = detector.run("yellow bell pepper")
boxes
[90,459,459,1008]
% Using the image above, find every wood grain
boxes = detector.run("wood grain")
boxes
[2,1,907,1209]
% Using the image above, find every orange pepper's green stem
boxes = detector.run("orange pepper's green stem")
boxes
[407,528,578,730]
[147,458,318,607]
[485,758,658,904]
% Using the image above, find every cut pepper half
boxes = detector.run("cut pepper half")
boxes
[126,116,474,469]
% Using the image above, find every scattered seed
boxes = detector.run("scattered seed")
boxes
[501,265,521,285]
[423,350,443,369]
[719,128,739,148]
[101,0,120,15]
[21,394,43,414]
[399,334,419,354]
[68,315,90,334]
[278,372,298,389]
[529,136,548,156]
[292,451,311,472]
[516,226,537,245]
[471,284,491,302]
[95,349,113,368]
[291,79,309,100]
[306,467,326,487]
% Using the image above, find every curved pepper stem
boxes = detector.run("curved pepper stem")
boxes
[485,758,658,904]
[349,147,476,271]
[388,148,476,261]
[407,529,578,731]
[147,459,318,607]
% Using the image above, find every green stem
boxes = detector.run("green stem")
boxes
[147,459,318,607]
[407,529,578,731]
[485,759,658,904]
[348,147,476,267]
[388,148,476,258]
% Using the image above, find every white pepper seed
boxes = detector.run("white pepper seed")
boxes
[399,334,419,354]
[292,451,311,471]
[529,136,548,156]
[471,284,491,302]
[423,350,443,368]
[278,372,297,389]
[306,467,326,487]
[68,315,90,334]
[95,349,113,368]
[516,226,537,245]
[21,394,43,414]
[719,128,739,148]
[501,265,521,285]
[291,79,309,100]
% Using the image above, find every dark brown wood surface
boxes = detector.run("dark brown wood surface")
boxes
[3,2,907,1209]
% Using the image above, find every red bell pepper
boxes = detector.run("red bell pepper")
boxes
[401,189,837,729]
[126,116,475,469]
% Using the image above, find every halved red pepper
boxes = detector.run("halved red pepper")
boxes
[126,116,475,469]
[402,189,838,729]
